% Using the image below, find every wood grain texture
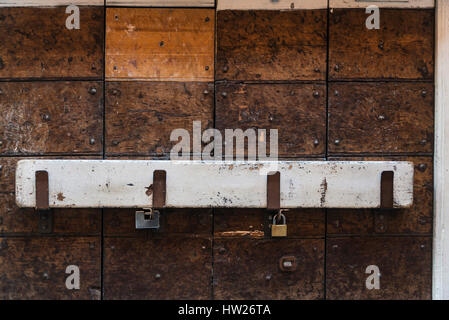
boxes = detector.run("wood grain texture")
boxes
[328,82,434,154]
[330,0,434,8]
[0,237,101,300]
[214,208,325,239]
[0,1,103,6]
[329,9,434,80]
[326,237,432,300]
[217,0,327,10]
[104,208,212,237]
[104,237,212,299]
[215,83,326,157]
[216,10,327,81]
[107,0,213,6]
[0,82,103,155]
[105,82,213,155]
[0,7,103,79]
[327,156,433,235]
[213,239,324,299]
[106,8,214,81]
[0,193,100,235]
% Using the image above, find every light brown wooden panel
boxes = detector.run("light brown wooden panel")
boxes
[0,81,103,155]
[326,237,432,300]
[329,9,434,80]
[328,82,434,155]
[0,7,103,79]
[213,239,324,299]
[106,8,214,81]
[216,10,327,81]
[105,81,213,155]
[0,237,101,300]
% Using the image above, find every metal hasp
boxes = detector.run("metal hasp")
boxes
[15,160,414,209]
[35,171,53,233]
[380,171,394,208]
[135,170,166,230]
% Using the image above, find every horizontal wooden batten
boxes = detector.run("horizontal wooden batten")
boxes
[0,1,104,6]
[16,160,413,209]
[330,0,434,8]
[217,0,327,10]
[107,0,214,6]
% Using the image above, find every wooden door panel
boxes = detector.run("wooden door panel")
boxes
[0,7,104,80]
[327,156,432,235]
[0,81,103,155]
[214,208,325,239]
[104,237,212,299]
[0,237,101,300]
[328,82,434,154]
[105,8,214,81]
[329,9,434,80]
[105,81,213,156]
[215,83,326,157]
[326,237,432,300]
[213,239,324,299]
[216,10,327,81]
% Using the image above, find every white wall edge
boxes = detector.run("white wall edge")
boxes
[330,0,434,8]
[433,0,449,301]
[217,0,327,10]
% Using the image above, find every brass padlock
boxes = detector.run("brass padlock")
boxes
[271,212,287,237]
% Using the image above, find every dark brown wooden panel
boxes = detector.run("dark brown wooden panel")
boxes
[213,239,324,299]
[214,208,325,239]
[0,193,100,235]
[106,8,214,81]
[329,9,434,80]
[105,82,213,155]
[0,7,104,79]
[216,10,327,81]
[328,156,432,235]
[326,237,432,300]
[216,83,326,157]
[104,208,212,237]
[0,81,103,155]
[104,237,212,299]
[328,82,434,154]
[0,237,101,300]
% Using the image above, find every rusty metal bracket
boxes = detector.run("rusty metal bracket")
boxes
[267,171,280,211]
[136,170,166,230]
[380,171,394,209]
[35,171,53,233]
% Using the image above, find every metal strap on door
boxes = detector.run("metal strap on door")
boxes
[16,160,413,233]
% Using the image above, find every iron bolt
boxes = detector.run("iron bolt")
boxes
[0,140,4,146]
[334,90,339,96]
[378,115,385,120]
[43,114,51,121]
[265,274,272,281]
[43,272,50,280]
[313,91,320,98]
[418,163,427,172]
[334,64,340,72]
[221,92,227,98]
[155,273,161,280]
[378,42,384,50]
[159,41,164,47]
[205,17,210,22]
[205,65,210,71]
[334,139,340,145]
[420,139,427,145]
[314,68,320,73]
[89,138,96,145]
[203,89,209,95]
[223,66,229,73]
[112,140,119,146]
[421,90,427,97]
[89,87,97,95]
[313,139,319,146]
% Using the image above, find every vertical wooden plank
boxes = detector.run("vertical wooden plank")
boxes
[434,0,449,300]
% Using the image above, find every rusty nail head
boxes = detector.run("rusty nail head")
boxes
[159,41,164,47]
[205,16,210,22]
[205,66,210,71]
[418,163,427,172]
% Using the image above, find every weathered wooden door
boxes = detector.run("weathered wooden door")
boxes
[0,0,434,299]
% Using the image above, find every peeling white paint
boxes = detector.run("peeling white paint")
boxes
[15,160,413,209]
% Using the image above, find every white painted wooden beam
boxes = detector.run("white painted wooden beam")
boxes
[330,0,434,8]
[15,160,413,209]
[433,0,449,301]
[0,0,103,6]
[217,0,327,10]
[106,0,214,6]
